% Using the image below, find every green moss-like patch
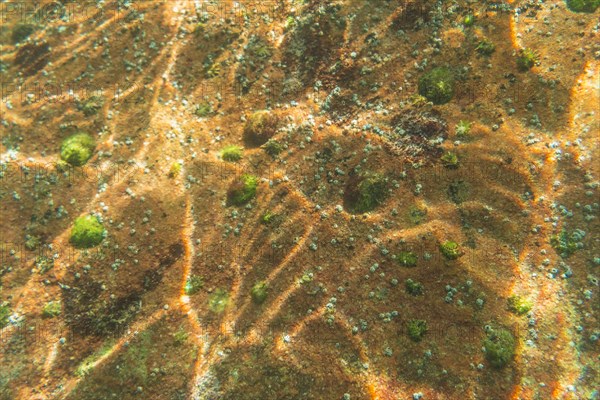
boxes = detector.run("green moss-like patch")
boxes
[184,275,204,295]
[566,0,600,12]
[405,279,424,296]
[262,138,284,157]
[516,48,539,72]
[407,319,428,342]
[483,327,516,368]
[261,210,277,225]
[35,256,54,274]
[507,295,532,315]
[346,172,388,214]
[448,180,469,204]
[194,102,213,117]
[476,39,496,56]
[42,301,61,318]
[221,145,243,162]
[396,251,418,267]
[455,120,472,136]
[208,289,229,313]
[0,302,11,328]
[550,229,583,257]
[441,152,459,168]
[77,96,104,116]
[463,14,475,27]
[408,205,427,225]
[69,215,105,249]
[418,67,455,105]
[440,241,461,260]
[227,174,259,206]
[60,133,96,167]
[251,281,269,304]
[243,110,281,146]
[168,161,182,178]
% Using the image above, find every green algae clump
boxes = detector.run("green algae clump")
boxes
[0,302,11,328]
[441,152,459,168]
[221,145,243,162]
[483,327,516,368]
[476,39,496,56]
[42,301,61,318]
[184,275,204,295]
[227,174,258,206]
[566,0,600,12]
[550,229,584,257]
[251,281,269,304]
[407,319,428,342]
[516,48,539,72]
[60,133,96,166]
[507,295,533,315]
[70,215,105,249]
[440,241,461,260]
[397,251,418,267]
[418,67,455,105]
[262,138,284,157]
[346,172,388,214]
[243,110,281,146]
[208,289,229,313]
[405,279,424,296]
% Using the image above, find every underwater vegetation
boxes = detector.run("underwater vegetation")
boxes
[396,251,418,267]
[262,138,284,157]
[0,302,11,328]
[168,161,182,178]
[440,241,462,260]
[194,102,213,117]
[550,229,585,257]
[407,319,428,342]
[476,39,496,56]
[405,279,424,296]
[42,301,62,318]
[251,281,269,304]
[483,326,516,368]
[418,67,455,105]
[345,172,388,214]
[184,275,204,295]
[227,174,258,206]
[566,0,600,12]
[441,152,459,168]
[507,295,533,316]
[208,289,230,313]
[220,145,243,162]
[77,96,104,117]
[69,215,105,249]
[60,133,96,167]
[516,48,539,72]
[243,110,281,146]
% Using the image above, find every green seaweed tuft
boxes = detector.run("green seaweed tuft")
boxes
[221,145,243,162]
[407,319,428,342]
[208,289,229,313]
[483,327,516,368]
[251,281,269,304]
[69,215,105,249]
[60,133,96,167]
[418,67,455,105]
[440,241,461,260]
[566,0,600,12]
[227,174,258,206]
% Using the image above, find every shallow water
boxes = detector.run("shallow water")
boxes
[0,1,599,399]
